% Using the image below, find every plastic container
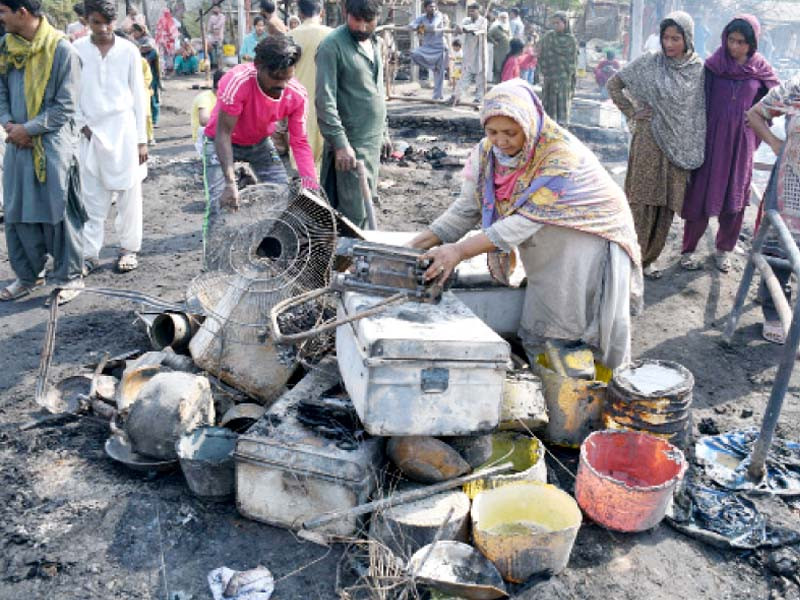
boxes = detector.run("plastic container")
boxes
[462,432,546,499]
[603,360,694,448]
[471,483,582,583]
[533,354,611,448]
[176,427,237,500]
[336,291,509,436]
[575,430,686,532]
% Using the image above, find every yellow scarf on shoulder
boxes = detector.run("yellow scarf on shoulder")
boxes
[0,17,65,183]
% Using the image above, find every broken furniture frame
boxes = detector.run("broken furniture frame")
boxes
[724,162,797,483]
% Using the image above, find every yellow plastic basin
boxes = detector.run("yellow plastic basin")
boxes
[471,482,582,583]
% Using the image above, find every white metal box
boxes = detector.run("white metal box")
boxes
[235,362,384,536]
[336,291,510,436]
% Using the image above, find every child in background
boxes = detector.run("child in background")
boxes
[500,38,536,82]
[449,39,463,91]
[192,70,224,158]
[288,15,301,29]
[137,36,162,144]
[594,49,620,99]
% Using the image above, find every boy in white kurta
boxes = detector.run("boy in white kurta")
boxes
[74,0,148,273]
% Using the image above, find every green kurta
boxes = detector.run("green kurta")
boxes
[539,30,578,125]
[315,26,387,227]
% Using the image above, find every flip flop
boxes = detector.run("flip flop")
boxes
[45,279,85,306]
[0,278,45,301]
[714,252,732,273]
[680,253,703,270]
[82,257,99,277]
[116,252,139,273]
[763,320,785,345]
[644,265,663,280]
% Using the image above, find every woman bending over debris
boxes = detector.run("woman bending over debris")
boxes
[681,15,778,274]
[607,11,706,279]
[746,74,800,345]
[409,79,642,370]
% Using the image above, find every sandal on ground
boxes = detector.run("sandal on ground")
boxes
[714,251,732,273]
[0,278,45,301]
[643,264,663,280]
[763,320,786,345]
[45,279,85,306]
[680,253,703,270]
[82,257,99,277]
[116,252,139,273]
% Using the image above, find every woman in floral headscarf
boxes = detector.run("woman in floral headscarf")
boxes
[409,79,642,370]
[608,11,705,278]
[155,8,179,72]
[747,74,800,343]
[681,15,778,273]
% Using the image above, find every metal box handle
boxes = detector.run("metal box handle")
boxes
[421,368,449,393]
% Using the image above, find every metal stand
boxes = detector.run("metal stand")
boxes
[723,165,800,482]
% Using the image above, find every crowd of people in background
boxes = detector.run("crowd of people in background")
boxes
[1,0,799,365]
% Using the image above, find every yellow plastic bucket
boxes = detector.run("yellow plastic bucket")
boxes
[471,482,582,583]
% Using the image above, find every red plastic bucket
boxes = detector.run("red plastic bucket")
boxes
[575,430,685,532]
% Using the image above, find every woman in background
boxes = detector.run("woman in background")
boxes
[538,12,577,125]
[607,11,705,278]
[680,15,778,272]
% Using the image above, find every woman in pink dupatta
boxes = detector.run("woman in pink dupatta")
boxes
[155,8,178,72]
[410,80,642,370]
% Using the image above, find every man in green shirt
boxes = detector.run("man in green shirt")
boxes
[315,0,390,228]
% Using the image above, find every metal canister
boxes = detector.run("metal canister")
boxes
[603,359,694,448]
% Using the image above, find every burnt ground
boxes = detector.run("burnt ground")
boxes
[1,74,799,600]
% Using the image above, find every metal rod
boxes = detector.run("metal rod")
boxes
[723,217,771,343]
[748,292,800,481]
[767,209,800,271]
[764,254,798,276]
[302,461,514,530]
[753,253,792,338]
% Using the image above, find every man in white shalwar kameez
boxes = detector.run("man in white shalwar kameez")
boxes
[450,3,487,105]
[74,0,147,274]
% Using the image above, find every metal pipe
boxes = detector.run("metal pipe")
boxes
[723,218,771,343]
[766,209,800,271]
[764,254,798,276]
[747,292,800,481]
[752,254,792,338]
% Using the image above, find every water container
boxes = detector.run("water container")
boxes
[575,430,686,532]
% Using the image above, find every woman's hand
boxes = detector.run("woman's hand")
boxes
[421,243,463,282]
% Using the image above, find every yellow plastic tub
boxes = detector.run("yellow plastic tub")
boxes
[471,482,582,583]
[462,432,546,499]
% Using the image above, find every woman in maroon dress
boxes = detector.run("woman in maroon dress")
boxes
[680,14,778,271]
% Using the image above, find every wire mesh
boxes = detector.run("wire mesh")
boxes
[186,182,338,349]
